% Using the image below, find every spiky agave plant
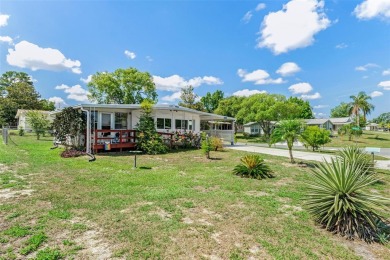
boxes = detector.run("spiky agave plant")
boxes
[306,158,389,242]
[337,146,374,174]
[233,154,273,179]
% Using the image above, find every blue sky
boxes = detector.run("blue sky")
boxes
[0,0,389,119]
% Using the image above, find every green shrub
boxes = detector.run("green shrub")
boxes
[336,146,374,174]
[18,127,25,136]
[306,158,389,242]
[136,100,168,155]
[233,154,273,179]
[210,137,223,151]
[201,132,212,159]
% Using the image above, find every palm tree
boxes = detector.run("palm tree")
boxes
[271,119,303,163]
[348,91,374,126]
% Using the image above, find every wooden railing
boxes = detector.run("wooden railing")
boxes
[92,129,137,152]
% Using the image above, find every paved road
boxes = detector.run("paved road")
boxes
[228,145,390,170]
[235,141,390,159]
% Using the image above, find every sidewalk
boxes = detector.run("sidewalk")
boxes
[228,145,390,170]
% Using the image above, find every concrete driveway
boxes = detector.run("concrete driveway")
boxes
[228,145,390,170]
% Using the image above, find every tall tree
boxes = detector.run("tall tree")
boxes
[330,102,350,118]
[271,119,303,163]
[88,67,157,104]
[178,85,204,111]
[201,90,224,113]
[0,71,54,125]
[348,91,374,126]
[214,95,245,123]
[26,110,51,140]
[0,71,33,96]
[287,97,314,119]
[236,93,290,141]
[372,112,390,124]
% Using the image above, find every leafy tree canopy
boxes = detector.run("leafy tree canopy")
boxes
[88,67,157,104]
[0,71,54,125]
[178,85,204,111]
[330,102,350,118]
[26,110,51,140]
[348,91,374,126]
[372,112,390,124]
[201,90,224,113]
[214,95,245,123]
[287,97,314,119]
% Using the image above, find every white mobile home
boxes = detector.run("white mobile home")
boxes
[15,109,53,132]
[69,104,235,153]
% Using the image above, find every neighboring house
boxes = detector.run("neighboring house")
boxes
[243,121,276,136]
[329,117,352,132]
[65,104,235,153]
[15,109,53,132]
[365,123,378,131]
[243,122,262,135]
[305,119,333,131]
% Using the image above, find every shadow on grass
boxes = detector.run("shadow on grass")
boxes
[367,137,389,141]
[139,166,152,170]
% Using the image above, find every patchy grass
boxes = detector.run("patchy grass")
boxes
[0,133,389,259]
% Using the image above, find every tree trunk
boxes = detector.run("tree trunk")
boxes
[288,148,294,163]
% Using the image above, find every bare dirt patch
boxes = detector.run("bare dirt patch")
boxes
[149,207,172,220]
[244,190,269,197]
[68,217,121,260]
[0,188,34,200]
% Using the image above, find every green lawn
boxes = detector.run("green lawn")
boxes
[326,131,390,148]
[236,131,390,148]
[0,133,389,259]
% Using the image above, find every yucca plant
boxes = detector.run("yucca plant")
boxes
[306,158,389,242]
[336,146,374,174]
[233,155,273,179]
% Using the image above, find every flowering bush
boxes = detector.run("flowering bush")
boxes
[61,149,86,158]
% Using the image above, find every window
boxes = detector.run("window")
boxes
[188,120,195,131]
[175,119,195,131]
[101,113,111,130]
[115,113,127,129]
[175,119,188,130]
[157,118,171,129]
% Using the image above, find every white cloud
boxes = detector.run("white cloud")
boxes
[0,14,10,27]
[315,112,327,118]
[313,104,328,109]
[55,84,90,102]
[288,82,313,94]
[242,11,253,23]
[276,62,301,76]
[161,91,182,102]
[257,0,331,55]
[256,3,266,11]
[370,91,383,98]
[335,43,348,49]
[232,89,267,97]
[124,50,136,59]
[48,96,67,108]
[378,80,390,90]
[0,36,13,45]
[355,63,380,71]
[237,68,285,85]
[301,92,321,100]
[7,41,81,74]
[80,75,92,84]
[383,69,390,76]
[354,0,390,20]
[153,74,223,92]
[146,56,153,62]
[29,76,38,83]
